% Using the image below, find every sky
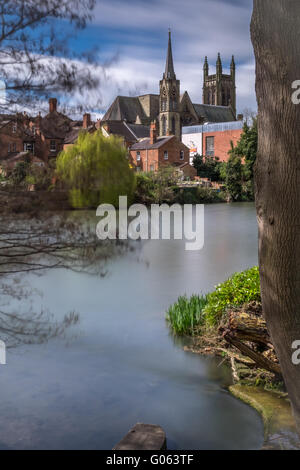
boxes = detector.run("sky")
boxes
[76,0,256,117]
[7,0,256,117]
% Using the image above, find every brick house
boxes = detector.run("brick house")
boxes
[0,99,74,165]
[0,113,30,160]
[129,122,190,172]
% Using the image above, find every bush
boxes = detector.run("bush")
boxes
[203,266,261,326]
[166,294,208,335]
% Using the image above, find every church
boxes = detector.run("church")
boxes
[102,31,237,140]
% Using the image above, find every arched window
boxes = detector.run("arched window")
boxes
[161,98,167,112]
[171,116,176,135]
[161,115,167,136]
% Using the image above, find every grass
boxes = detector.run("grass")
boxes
[166,294,208,335]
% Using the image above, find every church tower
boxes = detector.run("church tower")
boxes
[202,53,236,118]
[159,30,181,139]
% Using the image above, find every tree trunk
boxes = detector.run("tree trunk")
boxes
[251,0,300,431]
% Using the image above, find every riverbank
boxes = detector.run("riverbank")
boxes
[166,266,300,449]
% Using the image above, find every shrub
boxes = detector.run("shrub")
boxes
[203,266,261,326]
[166,294,208,335]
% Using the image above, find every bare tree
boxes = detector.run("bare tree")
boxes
[251,0,300,430]
[0,0,100,111]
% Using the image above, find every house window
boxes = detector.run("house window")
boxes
[150,164,155,171]
[8,143,17,153]
[164,151,168,160]
[24,142,34,153]
[206,136,215,156]
[50,140,56,151]
[12,123,17,133]
[180,150,184,160]
[136,151,141,161]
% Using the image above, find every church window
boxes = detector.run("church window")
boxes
[161,115,166,136]
[164,151,168,160]
[171,116,176,135]
[161,98,167,112]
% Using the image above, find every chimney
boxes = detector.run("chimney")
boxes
[83,113,91,129]
[150,121,157,145]
[49,98,57,113]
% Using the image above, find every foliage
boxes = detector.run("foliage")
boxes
[166,294,208,335]
[151,165,179,203]
[203,266,261,325]
[25,163,54,190]
[225,147,243,201]
[11,161,30,185]
[221,120,258,201]
[134,172,156,204]
[134,165,178,204]
[192,154,222,181]
[56,131,135,208]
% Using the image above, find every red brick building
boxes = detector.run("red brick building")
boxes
[182,120,244,163]
[130,122,190,172]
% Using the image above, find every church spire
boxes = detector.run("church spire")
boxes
[164,29,176,80]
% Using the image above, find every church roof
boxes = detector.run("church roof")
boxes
[102,96,146,123]
[193,104,236,123]
[126,123,150,139]
[103,120,138,142]
[164,30,176,80]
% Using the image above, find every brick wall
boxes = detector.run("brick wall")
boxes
[203,128,242,162]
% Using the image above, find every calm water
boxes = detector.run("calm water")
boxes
[0,203,264,450]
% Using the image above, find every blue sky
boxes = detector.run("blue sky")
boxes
[57,0,256,116]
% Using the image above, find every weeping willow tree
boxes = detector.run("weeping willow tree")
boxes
[56,131,136,208]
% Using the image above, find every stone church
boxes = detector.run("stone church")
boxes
[102,31,237,140]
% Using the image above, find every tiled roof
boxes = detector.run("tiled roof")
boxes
[193,104,236,123]
[130,136,174,150]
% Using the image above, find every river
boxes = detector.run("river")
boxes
[0,202,264,449]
